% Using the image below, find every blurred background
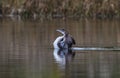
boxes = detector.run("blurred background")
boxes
[0,0,120,19]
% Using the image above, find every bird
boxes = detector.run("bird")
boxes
[53,29,75,49]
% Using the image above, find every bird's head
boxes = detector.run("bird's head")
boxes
[56,29,68,35]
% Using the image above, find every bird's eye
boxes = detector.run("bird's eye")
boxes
[61,29,65,31]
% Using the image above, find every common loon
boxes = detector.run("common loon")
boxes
[53,29,75,49]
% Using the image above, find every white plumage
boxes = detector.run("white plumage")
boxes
[53,36,64,49]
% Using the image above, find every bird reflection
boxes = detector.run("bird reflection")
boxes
[53,49,75,69]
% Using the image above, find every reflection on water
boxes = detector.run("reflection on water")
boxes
[53,49,75,69]
[0,18,120,78]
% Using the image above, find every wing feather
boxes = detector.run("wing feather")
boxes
[66,36,75,47]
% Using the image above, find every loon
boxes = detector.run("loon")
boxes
[53,29,75,49]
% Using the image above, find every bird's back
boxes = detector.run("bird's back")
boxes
[65,35,75,48]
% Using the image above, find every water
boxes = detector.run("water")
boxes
[0,18,120,78]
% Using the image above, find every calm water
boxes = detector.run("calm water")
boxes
[0,18,120,78]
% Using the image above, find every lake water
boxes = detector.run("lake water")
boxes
[0,18,120,78]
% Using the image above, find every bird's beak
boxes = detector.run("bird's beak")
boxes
[56,29,63,34]
[56,29,60,32]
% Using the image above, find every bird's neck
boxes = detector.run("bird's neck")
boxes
[63,33,68,37]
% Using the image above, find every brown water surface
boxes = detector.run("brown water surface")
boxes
[0,18,120,78]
